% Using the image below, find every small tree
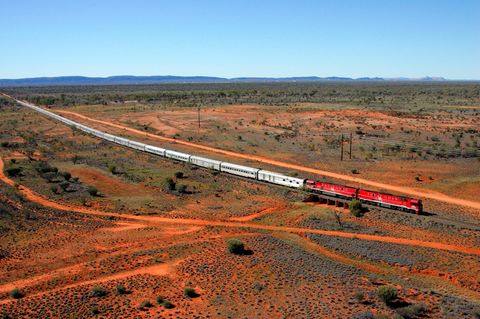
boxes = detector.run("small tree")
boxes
[88,186,99,197]
[164,177,176,191]
[9,288,23,299]
[174,171,184,178]
[115,284,127,295]
[162,301,174,309]
[61,171,71,180]
[377,285,397,305]
[6,167,22,177]
[227,239,245,255]
[139,300,153,309]
[177,184,188,194]
[156,296,165,305]
[349,199,364,217]
[51,185,60,194]
[108,164,117,175]
[184,287,199,298]
[91,285,107,297]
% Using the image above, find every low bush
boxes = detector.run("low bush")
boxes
[5,167,22,177]
[9,288,24,299]
[156,296,165,305]
[61,171,71,180]
[139,300,153,309]
[115,284,127,295]
[91,285,107,297]
[184,287,199,298]
[349,199,364,217]
[162,301,174,309]
[50,185,60,194]
[377,285,397,305]
[353,290,365,303]
[227,239,245,255]
[164,177,176,191]
[59,181,70,191]
[177,184,188,194]
[174,171,184,178]
[396,303,427,319]
[87,186,99,196]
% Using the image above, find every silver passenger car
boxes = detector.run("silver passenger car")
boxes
[145,145,166,157]
[220,162,259,179]
[165,150,191,162]
[257,170,304,188]
[190,155,222,170]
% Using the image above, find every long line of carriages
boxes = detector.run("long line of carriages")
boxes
[20,100,305,190]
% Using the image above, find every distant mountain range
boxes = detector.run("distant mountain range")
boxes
[0,75,459,87]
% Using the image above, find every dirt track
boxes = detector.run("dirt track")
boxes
[54,109,480,211]
[1,157,479,256]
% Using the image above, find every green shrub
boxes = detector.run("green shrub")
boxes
[51,185,59,194]
[59,181,70,191]
[174,171,184,178]
[108,164,117,175]
[178,184,188,194]
[91,307,100,315]
[5,167,22,177]
[353,290,365,303]
[156,295,165,304]
[139,300,153,309]
[184,287,199,298]
[162,301,174,309]
[164,177,176,191]
[349,199,364,217]
[9,288,24,299]
[377,285,397,305]
[61,171,71,180]
[115,284,127,295]
[91,285,107,297]
[88,186,99,196]
[227,239,245,255]
[396,303,427,319]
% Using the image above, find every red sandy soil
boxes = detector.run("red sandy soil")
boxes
[54,109,480,211]
[1,156,479,257]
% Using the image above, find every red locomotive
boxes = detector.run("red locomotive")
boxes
[304,179,423,214]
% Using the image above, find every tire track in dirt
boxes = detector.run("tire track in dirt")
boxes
[2,157,479,256]
[53,109,480,211]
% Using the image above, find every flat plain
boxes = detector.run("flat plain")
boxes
[0,82,479,318]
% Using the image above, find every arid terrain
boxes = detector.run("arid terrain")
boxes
[0,83,479,318]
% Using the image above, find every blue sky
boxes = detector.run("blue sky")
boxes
[1,0,479,79]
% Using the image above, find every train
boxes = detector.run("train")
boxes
[16,99,424,214]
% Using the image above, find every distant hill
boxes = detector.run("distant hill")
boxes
[0,75,454,87]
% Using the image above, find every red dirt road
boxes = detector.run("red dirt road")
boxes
[53,109,480,211]
[1,157,479,256]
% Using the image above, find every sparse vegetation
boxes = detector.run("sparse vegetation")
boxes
[87,186,99,196]
[164,177,176,191]
[377,285,398,305]
[91,285,107,297]
[184,287,199,298]
[349,199,364,217]
[396,303,428,319]
[227,239,246,255]
[114,284,127,295]
[9,288,24,299]
[139,300,153,309]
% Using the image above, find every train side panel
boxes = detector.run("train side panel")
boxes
[257,170,304,188]
[190,156,222,170]
[220,162,259,179]
[165,150,191,162]
[145,145,166,157]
